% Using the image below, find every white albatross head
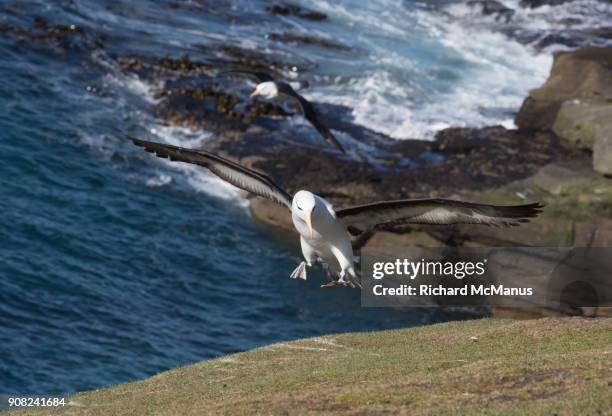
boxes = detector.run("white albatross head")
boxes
[292,190,318,238]
[250,81,278,99]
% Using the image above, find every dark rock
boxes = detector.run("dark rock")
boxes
[515,47,612,131]
[266,33,352,51]
[266,3,327,21]
[162,1,250,24]
[558,17,583,26]
[116,55,214,79]
[535,27,612,51]
[115,44,315,82]
[519,0,574,8]
[587,27,612,40]
[204,125,580,212]
[153,84,292,134]
[216,44,317,74]
[535,33,583,50]
[0,17,90,51]
[467,1,515,22]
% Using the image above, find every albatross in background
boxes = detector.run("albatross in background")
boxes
[221,70,346,154]
[131,137,543,288]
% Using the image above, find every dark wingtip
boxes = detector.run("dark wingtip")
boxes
[503,201,545,219]
[491,201,545,227]
[527,202,545,216]
[128,135,148,147]
[129,136,171,159]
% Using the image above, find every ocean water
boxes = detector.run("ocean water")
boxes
[0,0,610,397]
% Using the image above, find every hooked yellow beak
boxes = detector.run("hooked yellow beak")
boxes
[305,210,313,239]
[249,89,258,98]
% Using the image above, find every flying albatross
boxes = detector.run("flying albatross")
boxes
[221,70,346,154]
[131,137,543,289]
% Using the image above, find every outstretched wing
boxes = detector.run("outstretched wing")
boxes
[336,199,543,230]
[131,137,293,209]
[277,84,346,154]
[219,70,275,83]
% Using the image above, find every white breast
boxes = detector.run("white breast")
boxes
[292,204,353,271]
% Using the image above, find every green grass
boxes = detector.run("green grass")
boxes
[7,317,612,415]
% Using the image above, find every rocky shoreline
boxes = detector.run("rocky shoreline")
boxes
[158,46,611,252]
[112,39,612,271]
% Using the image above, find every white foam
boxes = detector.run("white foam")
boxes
[146,124,248,207]
[107,73,161,105]
[444,0,612,56]
[91,50,162,105]
[502,0,612,31]
[415,10,553,131]
[91,68,250,207]
[304,71,424,139]
[445,0,612,31]
[304,0,554,139]
[145,174,172,187]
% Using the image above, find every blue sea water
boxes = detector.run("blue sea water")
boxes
[0,0,610,397]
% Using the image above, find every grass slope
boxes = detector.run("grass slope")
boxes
[7,317,612,415]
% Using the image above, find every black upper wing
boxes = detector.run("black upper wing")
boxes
[131,137,293,208]
[277,83,346,154]
[336,198,543,230]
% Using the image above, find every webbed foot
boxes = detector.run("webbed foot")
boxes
[337,275,355,288]
[289,261,307,280]
[320,276,353,289]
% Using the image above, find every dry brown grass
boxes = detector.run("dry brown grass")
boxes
[6,317,612,416]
